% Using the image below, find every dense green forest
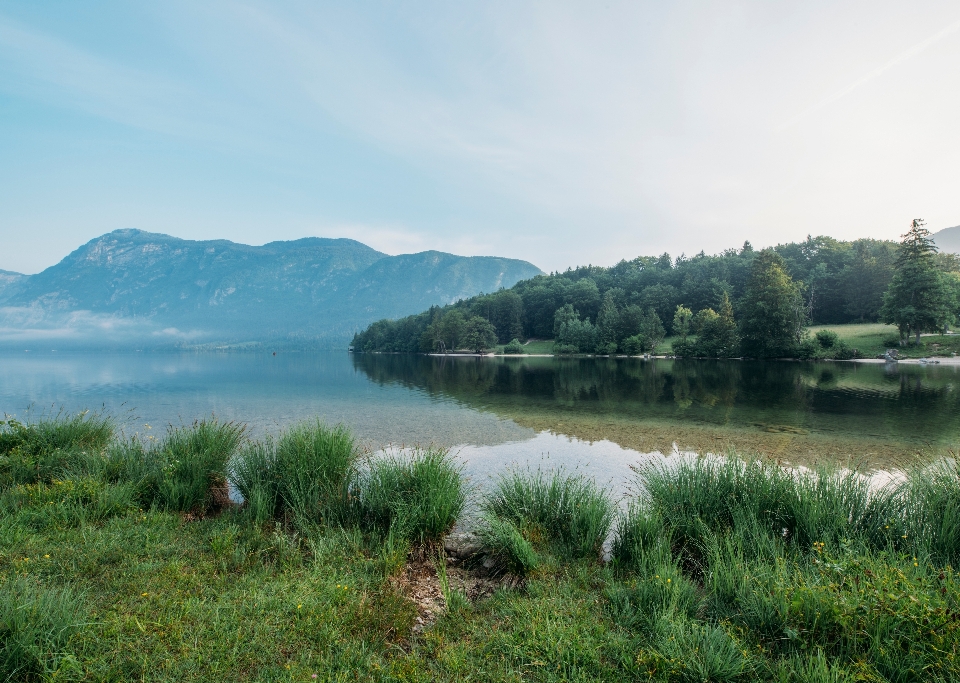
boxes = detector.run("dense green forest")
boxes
[352,226,960,358]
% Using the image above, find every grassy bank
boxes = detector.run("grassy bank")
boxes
[2,413,959,681]
[499,324,960,359]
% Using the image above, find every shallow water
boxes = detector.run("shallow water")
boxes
[1,351,957,480]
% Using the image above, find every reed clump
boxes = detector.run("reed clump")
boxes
[0,411,114,488]
[357,447,465,545]
[110,419,245,513]
[230,421,357,526]
[612,455,960,681]
[478,468,613,575]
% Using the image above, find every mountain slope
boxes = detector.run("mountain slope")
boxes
[933,226,960,254]
[0,230,542,347]
[0,270,25,304]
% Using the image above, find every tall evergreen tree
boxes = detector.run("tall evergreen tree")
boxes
[880,219,954,344]
[596,291,621,353]
[740,249,806,358]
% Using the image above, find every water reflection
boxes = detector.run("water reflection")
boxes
[353,354,960,465]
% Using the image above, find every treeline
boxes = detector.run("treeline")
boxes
[352,226,960,358]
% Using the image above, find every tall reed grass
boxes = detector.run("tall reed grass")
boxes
[0,411,114,488]
[113,419,244,513]
[357,447,465,545]
[0,578,83,680]
[230,421,357,526]
[480,469,613,572]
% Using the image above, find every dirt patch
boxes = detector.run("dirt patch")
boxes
[390,543,514,632]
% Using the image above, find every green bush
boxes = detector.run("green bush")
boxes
[552,343,579,354]
[0,412,114,488]
[358,447,465,545]
[815,329,839,349]
[797,337,823,360]
[598,341,618,355]
[621,334,645,355]
[503,338,525,354]
[0,578,83,680]
[482,469,613,559]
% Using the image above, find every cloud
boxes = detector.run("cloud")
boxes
[779,17,960,130]
[0,307,205,343]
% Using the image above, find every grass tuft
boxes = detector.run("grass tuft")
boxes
[114,419,244,513]
[0,578,83,681]
[482,468,613,560]
[358,447,465,545]
[0,411,114,488]
[230,421,357,526]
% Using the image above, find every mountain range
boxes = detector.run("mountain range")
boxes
[932,225,960,255]
[0,230,542,349]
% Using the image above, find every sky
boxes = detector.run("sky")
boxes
[1,1,958,275]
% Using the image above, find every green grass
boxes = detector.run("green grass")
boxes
[357,447,466,546]
[807,322,960,358]
[481,468,613,563]
[230,421,357,526]
[499,325,960,359]
[2,413,960,681]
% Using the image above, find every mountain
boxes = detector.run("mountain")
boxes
[0,230,542,348]
[932,226,960,254]
[0,270,25,302]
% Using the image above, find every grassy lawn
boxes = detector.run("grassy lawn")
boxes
[4,414,960,681]
[807,323,960,358]
[498,325,960,359]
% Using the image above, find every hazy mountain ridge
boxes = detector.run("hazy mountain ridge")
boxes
[0,230,542,348]
[933,226,960,255]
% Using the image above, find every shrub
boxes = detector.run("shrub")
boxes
[815,330,839,349]
[671,338,697,357]
[482,469,613,559]
[358,447,465,544]
[622,335,646,355]
[0,412,114,488]
[552,343,579,354]
[797,337,823,360]
[503,339,525,354]
[598,341,618,355]
[0,578,83,680]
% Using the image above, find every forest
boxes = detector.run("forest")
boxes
[352,225,960,359]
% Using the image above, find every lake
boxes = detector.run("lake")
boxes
[1,351,958,489]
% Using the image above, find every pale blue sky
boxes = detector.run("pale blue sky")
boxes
[1,1,958,274]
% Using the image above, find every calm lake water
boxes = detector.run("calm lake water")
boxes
[1,351,958,487]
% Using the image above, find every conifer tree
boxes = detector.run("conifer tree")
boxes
[880,219,954,344]
[740,249,806,357]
